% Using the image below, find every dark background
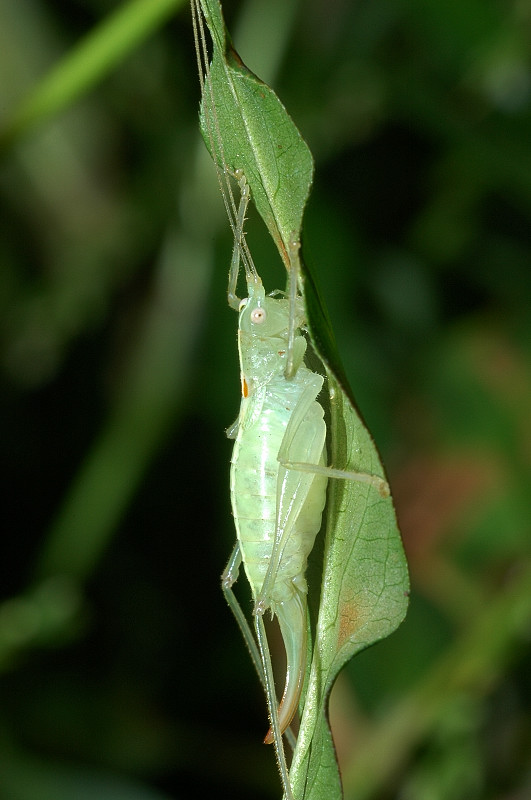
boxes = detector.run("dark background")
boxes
[1,1,530,798]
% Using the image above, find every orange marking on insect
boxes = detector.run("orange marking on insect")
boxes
[241,375,249,398]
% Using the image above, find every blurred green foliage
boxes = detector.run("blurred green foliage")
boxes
[0,1,530,799]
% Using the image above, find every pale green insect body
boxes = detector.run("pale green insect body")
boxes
[230,277,328,739]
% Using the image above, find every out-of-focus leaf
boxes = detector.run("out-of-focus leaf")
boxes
[0,752,175,800]
[1,0,185,146]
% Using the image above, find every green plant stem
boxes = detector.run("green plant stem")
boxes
[1,0,185,148]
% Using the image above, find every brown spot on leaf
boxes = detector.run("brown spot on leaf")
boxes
[337,599,364,651]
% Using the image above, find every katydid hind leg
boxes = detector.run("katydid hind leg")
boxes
[255,375,328,747]
[222,544,298,752]
[256,373,326,610]
[259,372,389,744]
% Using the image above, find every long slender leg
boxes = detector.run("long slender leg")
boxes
[284,236,300,380]
[222,543,264,685]
[255,613,294,800]
[279,459,390,497]
[227,171,263,309]
[227,176,251,309]
[222,544,297,751]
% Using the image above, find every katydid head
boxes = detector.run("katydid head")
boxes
[239,293,298,340]
[238,283,307,384]
[239,279,305,335]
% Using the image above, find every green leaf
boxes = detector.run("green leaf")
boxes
[197,0,314,267]
[194,2,409,798]
[290,382,409,798]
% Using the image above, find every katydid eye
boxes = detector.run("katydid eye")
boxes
[250,306,267,324]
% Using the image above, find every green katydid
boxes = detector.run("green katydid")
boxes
[191,2,391,798]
